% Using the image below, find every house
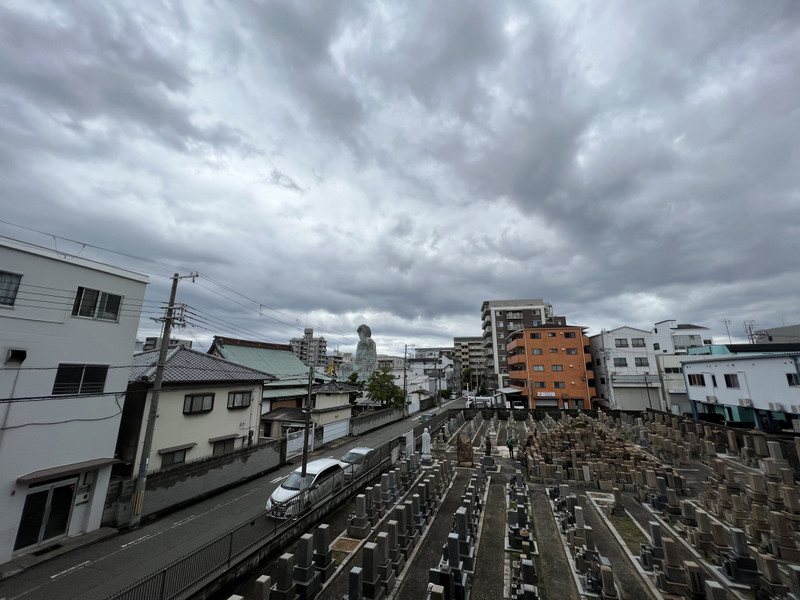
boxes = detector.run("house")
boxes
[0,237,147,563]
[261,380,358,455]
[682,352,800,432]
[115,347,273,475]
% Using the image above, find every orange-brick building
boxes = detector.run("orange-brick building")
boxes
[506,325,596,409]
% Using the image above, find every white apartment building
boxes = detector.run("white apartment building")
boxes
[590,326,662,411]
[0,238,147,563]
[481,299,561,393]
[651,320,712,354]
[682,353,800,432]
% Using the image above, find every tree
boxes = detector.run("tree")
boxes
[365,367,405,408]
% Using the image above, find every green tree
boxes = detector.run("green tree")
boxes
[365,367,405,408]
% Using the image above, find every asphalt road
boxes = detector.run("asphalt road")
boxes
[0,399,466,600]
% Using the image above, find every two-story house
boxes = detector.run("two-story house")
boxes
[0,237,147,563]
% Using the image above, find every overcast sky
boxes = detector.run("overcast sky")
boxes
[2,1,799,356]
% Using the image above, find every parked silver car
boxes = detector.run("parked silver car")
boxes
[266,458,346,519]
[340,446,375,479]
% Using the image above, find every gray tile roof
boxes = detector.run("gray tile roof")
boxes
[130,347,274,384]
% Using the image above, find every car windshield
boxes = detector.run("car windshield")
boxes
[341,452,364,465]
[281,471,315,491]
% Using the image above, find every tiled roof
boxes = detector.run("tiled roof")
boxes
[130,347,273,384]
[313,381,360,393]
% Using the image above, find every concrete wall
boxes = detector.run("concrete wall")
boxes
[103,438,284,526]
[351,407,403,436]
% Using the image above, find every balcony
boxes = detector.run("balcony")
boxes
[508,369,526,380]
[506,337,525,351]
[508,353,526,365]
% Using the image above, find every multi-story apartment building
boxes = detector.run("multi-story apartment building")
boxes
[651,320,712,354]
[480,299,563,392]
[0,238,147,563]
[590,326,662,411]
[290,327,327,368]
[454,336,484,393]
[506,325,595,409]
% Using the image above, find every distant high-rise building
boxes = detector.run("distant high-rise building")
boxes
[481,299,564,392]
[290,328,327,368]
[454,337,484,393]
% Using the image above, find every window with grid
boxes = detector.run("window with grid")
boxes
[530,333,541,339]
[687,374,705,386]
[227,391,251,409]
[548,332,556,337]
[631,338,646,347]
[532,365,544,371]
[531,348,543,355]
[635,357,649,367]
[724,374,740,388]
[72,287,122,321]
[564,332,576,338]
[554,381,565,388]
[534,382,546,388]
[787,373,800,387]
[184,394,214,414]
[161,449,187,468]
[566,348,578,355]
[613,358,627,367]
[615,339,628,348]
[213,438,236,456]
[549,348,558,354]
[552,365,564,371]
[52,364,108,394]
[0,271,22,306]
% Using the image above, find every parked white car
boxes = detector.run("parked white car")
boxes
[266,458,346,519]
[340,446,375,479]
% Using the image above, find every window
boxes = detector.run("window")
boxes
[564,332,576,339]
[184,394,214,414]
[711,375,717,387]
[531,348,543,355]
[554,381,565,388]
[547,332,556,337]
[613,358,627,367]
[552,365,564,371]
[688,374,706,386]
[635,357,649,367]
[549,348,558,354]
[72,287,122,321]
[227,391,251,409]
[600,377,606,385]
[213,438,236,456]
[566,348,578,355]
[596,358,601,365]
[534,382,546,388]
[532,365,544,371]
[632,338,646,347]
[787,373,800,387]
[615,339,628,348]
[724,374,740,389]
[496,321,504,328]
[530,333,541,339]
[0,271,22,306]
[653,343,660,351]
[161,449,187,468]
[52,364,108,394]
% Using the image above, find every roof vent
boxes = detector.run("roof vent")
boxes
[5,349,27,364]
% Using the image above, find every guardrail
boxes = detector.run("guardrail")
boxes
[104,439,401,600]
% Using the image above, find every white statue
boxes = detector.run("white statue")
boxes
[421,427,433,465]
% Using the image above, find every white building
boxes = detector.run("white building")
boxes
[0,238,147,563]
[651,320,712,355]
[682,353,800,432]
[590,326,662,411]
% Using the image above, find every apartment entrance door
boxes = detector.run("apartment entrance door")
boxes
[14,477,77,552]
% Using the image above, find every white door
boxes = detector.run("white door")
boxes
[322,419,349,444]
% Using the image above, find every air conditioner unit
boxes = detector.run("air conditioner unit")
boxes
[791,405,800,415]
[706,395,717,403]
[769,402,785,412]
[738,398,753,408]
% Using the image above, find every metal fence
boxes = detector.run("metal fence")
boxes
[104,438,401,600]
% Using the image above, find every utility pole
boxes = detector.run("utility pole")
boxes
[722,319,732,344]
[403,345,408,418]
[131,273,184,528]
[300,366,314,482]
